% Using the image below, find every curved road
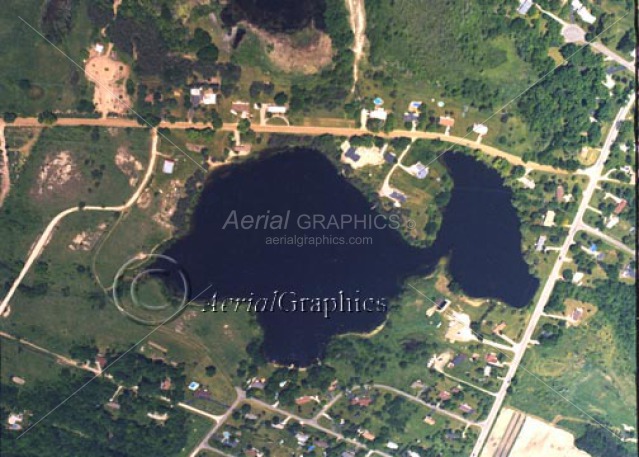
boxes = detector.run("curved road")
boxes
[0,129,159,317]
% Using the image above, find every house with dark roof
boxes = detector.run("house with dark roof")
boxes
[384,151,397,164]
[345,147,361,162]
[403,112,420,122]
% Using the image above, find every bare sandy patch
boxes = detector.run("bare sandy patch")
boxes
[84,45,131,116]
[115,146,143,187]
[69,222,108,251]
[482,408,592,457]
[34,151,79,196]
[245,23,333,74]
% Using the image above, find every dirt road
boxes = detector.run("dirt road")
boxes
[0,121,9,207]
[0,129,159,317]
[10,117,569,174]
[345,0,367,92]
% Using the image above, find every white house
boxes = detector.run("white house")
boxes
[202,90,217,105]
[473,123,488,135]
[572,0,596,24]
[162,159,175,174]
[369,107,388,121]
[267,105,288,115]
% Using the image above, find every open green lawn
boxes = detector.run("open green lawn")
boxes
[0,0,95,114]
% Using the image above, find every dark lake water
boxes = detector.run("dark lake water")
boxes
[160,149,538,364]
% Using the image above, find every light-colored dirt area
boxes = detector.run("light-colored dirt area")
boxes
[482,408,592,457]
[0,122,8,207]
[345,0,367,91]
[115,146,143,187]
[68,222,108,251]
[34,151,78,196]
[445,309,477,343]
[245,23,333,74]
[340,140,384,168]
[84,44,131,117]
[510,415,592,457]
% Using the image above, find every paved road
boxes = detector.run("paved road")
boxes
[8,117,569,174]
[537,4,634,72]
[188,388,246,457]
[578,222,635,257]
[373,384,483,428]
[0,129,159,317]
[470,96,635,457]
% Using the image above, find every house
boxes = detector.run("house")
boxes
[342,452,356,457]
[389,190,407,204]
[434,297,449,311]
[403,112,420,122]
[188,381,200,391]
[328,379,339,391]
[160,377,172,391]
[451,386,462,394]
[411,379,425,390]
[233,144,252,154]
[543,210,556,227]
[295,396,313,406]
[572,0,596,24]
[445,431,461,440]
[492,321,507,335]
[384,151,397,164]
[95,355,107,371]
[231,101,251,118]
[620,263,636,279]
[248,378,266,390]
[605,215,619,229]
[147,411,169,422]
[7,413,24,431]
[387,442,399,450]
[244,413,259,421]
[195,389,211,400]
[11,376,26,386]
[459,403,475,414]
[408,101,423,112]
[409,162,429,179]
[613,199,627,214]
[162,159,175,174]
[95,43,105,54]
[267,105,288,115]
[556,185,565,202]
[473,123,488,135]
[423,415,436,425]
[296,432,310,445]
[350,396,373,407]
[485,353,499,365]
[407,451,422,457]
[105,401,121,410]
[483,366,492,377]
[314,440,329,449]
[535,235,547,252]
[360,430,376,441]
[517,0,534,15]
[190,87,203,107]
[369,107,388,121]
[438,390,452,401]
[571,307,584,322]
[438,116,455,127]
[345,147,361,162]
[450,353,467,367]
[202,89,217,105]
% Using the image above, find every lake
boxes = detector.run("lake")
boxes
[161,149,538,364]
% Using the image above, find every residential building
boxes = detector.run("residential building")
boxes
[517,0,534,15]
[473,123,488,135]
[438,116,455,127]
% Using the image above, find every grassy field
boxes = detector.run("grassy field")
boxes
[0,126,150,286]
[0,0,96,114]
